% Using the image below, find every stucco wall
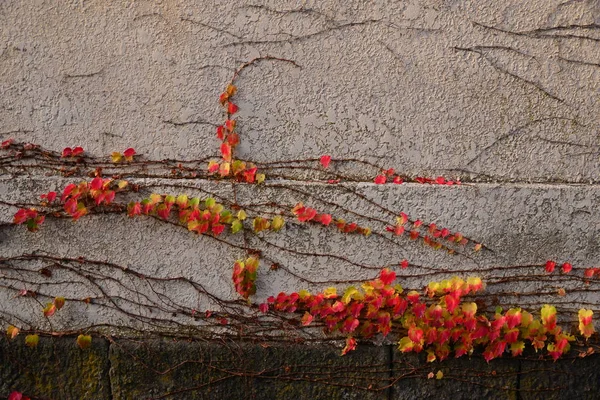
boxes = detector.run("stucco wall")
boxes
[1,1,599,398]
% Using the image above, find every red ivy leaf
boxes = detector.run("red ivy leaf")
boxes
[342,337,357,355]
[216,125,225,140]
[225,119,236,132]
[123,148,136,161]
[320,155,331,168]
[72,146,84,156]
[380,268,396,285]
[1,138,14,149]
[226,132,240,147]
[227,102,239,114]
[584,268,595,278]
[545,260,556,273]
[561,263,572,274]
[41,191,57,203]
[374,175,386,184]
[8,391,29,400]
[319,214,332,226]
[61,147,72,158]
[220,143,232,162]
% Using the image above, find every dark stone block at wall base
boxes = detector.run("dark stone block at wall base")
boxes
[0,336,111,400]
[390,351,520,400]
[108,339,391,400]
[2,338,600,400]
[519,354,600,400]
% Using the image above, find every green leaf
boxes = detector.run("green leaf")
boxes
[220,210,233,224]
[205,198,216,208]
[231,219,243,234]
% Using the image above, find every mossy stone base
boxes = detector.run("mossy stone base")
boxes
[109,339,390,400]
[0,336,111,399]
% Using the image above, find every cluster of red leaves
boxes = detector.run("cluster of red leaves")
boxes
[208,84,264,183]
[13,178,126,231]
[584,268,600,278]
[544,260,572,274]
[61,146,84,158]
[13,208,45,232]
[232,256,260,299]
[129,195,232,236]
[292,203,371,236]
[374,168,460,186]
[128,194,283,237]
[386,214,482,253]
[60,177,123,220]
[259,270,587,360]
[1,138,14,149]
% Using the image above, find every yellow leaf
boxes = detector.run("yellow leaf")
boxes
[398,336,413,352]
[237,210,247,221]
[323,287,337,299]
[436,370,443,380]
[342,287,359,304]
[461,302,477,318]
[426,349,436,362]
[25,334,39,348]
[271,215,285,231]
[54,297,66,310]
[111,152,122,163]
[176,194,188,208]
[219,162,230,177]
[149,194,162,205]
[117,180,128,189]
[256,173,265,184]
[77,334,92,349]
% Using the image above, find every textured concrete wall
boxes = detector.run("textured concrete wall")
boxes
[2,0,600,182]
[1,0,600,398]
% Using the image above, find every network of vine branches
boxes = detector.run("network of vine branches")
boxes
[1,57,599,398]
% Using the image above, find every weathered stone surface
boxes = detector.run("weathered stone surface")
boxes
[109,340,390,399]
[0,336,111,400]
[390,351,519,400]
[1,1,599,182]
[519,355,600,400]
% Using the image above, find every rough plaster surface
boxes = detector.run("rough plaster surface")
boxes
[1,1,600,397]
[0,177,598,333]
[1,1,599,182]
